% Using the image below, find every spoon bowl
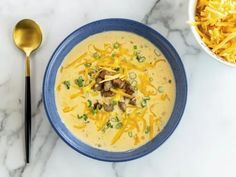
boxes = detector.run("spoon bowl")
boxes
[13,19,42,56]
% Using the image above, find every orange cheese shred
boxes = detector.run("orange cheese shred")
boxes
[194,0,236,63]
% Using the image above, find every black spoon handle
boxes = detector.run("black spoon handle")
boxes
[25,56,31,163]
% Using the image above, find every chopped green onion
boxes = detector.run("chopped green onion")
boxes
[82,114,88,121]
[143,96,150,101]
[112,100,118,105]
[106,121,113,128]
[102,127,106,133]
[96,144,102,147]
[88,70,95,77]
[134,50,140,56]
[113,42,120,49]
[115,122,123,129]
[63,80,70,89]
[158,86,164,93]
[93,52,101,59]
[84,63,91,67]
[128,131,133,137]
[75,76,84,87]
[111,53,116,58]
[145,126,150,134]
[168,79,172,84]
[111,116,119,122]
[87,100,92,108]
[133,45,137,49]
[77,115,83,119]
[141,97,150,107]
[129,72,137,79]
[154,49,161,57]
[91,107,98,115]
[131,80,137,87]
[141,100,147,107]
[136,55,146,63]
[114,67,120,72]
[77,114,88,121]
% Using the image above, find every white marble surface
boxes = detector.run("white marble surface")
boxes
[0,0,236,176]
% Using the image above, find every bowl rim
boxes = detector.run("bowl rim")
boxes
[43,18,188,162]
[188,0,236,67]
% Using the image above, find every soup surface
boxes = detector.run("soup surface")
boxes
[55,31,176,151]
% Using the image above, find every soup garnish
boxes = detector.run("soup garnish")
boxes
[55,31,175,151]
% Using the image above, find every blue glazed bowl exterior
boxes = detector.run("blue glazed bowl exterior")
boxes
[43,18,187,162]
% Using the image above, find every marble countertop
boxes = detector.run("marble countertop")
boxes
[0,0,236,176]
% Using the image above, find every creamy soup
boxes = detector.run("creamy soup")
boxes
[55,31,176,151]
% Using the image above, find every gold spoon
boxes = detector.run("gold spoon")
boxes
[13,19,43,163]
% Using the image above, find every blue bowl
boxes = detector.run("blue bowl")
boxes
[43,18,187,162]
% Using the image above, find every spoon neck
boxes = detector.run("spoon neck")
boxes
[25,56,30,77]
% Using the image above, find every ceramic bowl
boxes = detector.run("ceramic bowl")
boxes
[43,18,187,162]
[188,0,236,67]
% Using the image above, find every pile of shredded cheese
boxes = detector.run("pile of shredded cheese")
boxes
[194,0,236,63]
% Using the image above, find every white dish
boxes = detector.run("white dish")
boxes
[188,0,236,67]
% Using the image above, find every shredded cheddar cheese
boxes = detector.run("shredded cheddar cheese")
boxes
[194,0,236,63]
[110,88,133,98]
[64,52,88,69]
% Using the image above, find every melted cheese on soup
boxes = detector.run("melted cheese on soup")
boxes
[55,31,176,151]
